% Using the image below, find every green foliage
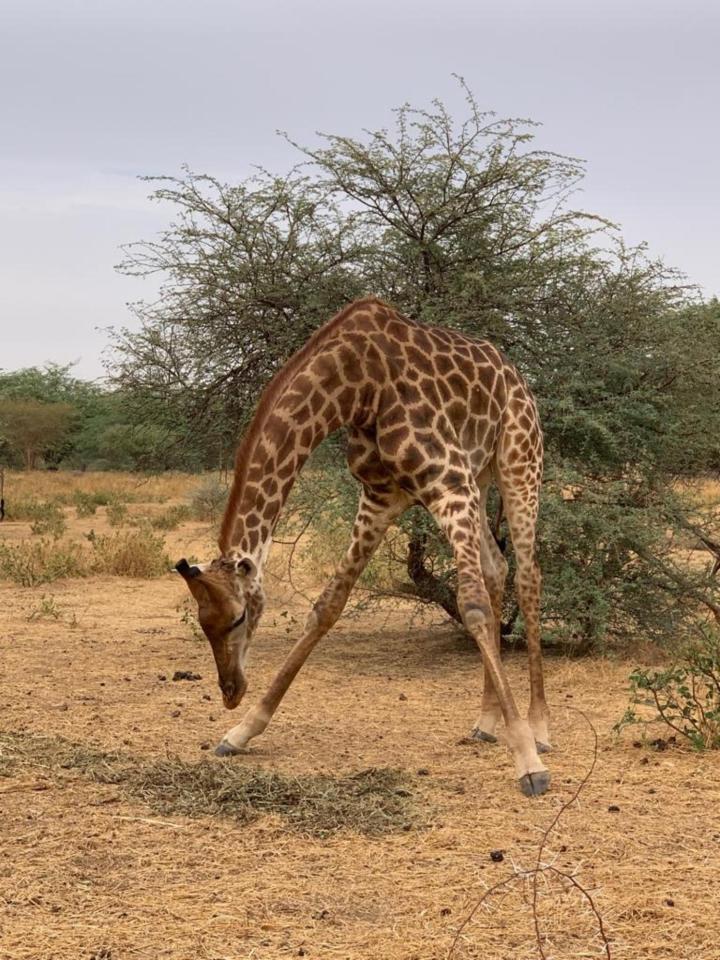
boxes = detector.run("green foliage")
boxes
[617,629,720,749]
[73,491,99,517]
[177,596,205,641]
[5,497,60,522]
[0,398,75,469]
[73,489,124,516]
[0,363,196,472]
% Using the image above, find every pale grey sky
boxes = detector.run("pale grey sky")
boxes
[0,0,718,380]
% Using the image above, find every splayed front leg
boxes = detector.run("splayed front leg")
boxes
[215,704,271,756]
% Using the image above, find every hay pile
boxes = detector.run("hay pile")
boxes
[0,731,421,838]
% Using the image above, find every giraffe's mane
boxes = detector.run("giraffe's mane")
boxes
[218,297,387,552]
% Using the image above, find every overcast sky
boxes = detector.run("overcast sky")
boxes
[1,0,718,380]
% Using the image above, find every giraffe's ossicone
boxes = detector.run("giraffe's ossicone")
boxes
[176,297,550,796]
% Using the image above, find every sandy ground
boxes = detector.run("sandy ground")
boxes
[2,502,720,960]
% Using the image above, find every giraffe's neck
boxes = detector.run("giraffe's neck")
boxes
[218,339,371,570]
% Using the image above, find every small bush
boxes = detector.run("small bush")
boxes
[73,491,99,517]
[0,539,87,586]
[618,628,720,750]
[89,528,169,578]
[28,501,67,539]
[26,595,63,621]
[106,502,129,527]
[151,504,191,530]
[188,478,227,524]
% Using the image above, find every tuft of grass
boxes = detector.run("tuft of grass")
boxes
[134,760,416,837]
[26,594,63,621]
[89,527,169,578]
[178,596,205,641]
[0,731,422,837]
[0,539,87,585]
[73,490,99,516]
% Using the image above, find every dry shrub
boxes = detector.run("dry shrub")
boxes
[89,528,169,578]
[106,501,129,526]
[28,501,67,538]
[0,539,87,586]
[151,504,192,530]
[0,731,420,837]
[188,477,228,524]
[0,530,169,583]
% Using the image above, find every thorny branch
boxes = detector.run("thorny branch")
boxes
[448,706,611,959]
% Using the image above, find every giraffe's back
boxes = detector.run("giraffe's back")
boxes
[325,300,541,497]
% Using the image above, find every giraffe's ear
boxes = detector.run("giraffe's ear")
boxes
[175,558,202,580]
[219,555,257,581]
[237,557,257,580]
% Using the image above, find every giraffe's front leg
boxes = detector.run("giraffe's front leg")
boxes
[471,665,502,744]
[215,703,271,755]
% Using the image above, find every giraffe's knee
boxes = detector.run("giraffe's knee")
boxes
[462,601,492,635]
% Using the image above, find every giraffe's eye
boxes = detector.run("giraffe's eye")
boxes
[227,610,246,632]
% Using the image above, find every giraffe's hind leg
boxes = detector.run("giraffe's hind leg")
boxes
[422,474,549,796]
[498,469,550,752]
[470,476,508,744]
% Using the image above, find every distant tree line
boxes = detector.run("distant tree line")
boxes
[0,364,226,472]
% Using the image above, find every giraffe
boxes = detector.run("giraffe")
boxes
[176,297,550,796]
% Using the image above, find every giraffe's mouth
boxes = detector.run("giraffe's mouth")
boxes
[220,674,247,710]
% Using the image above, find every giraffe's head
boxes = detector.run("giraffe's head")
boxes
[175,556,265,709]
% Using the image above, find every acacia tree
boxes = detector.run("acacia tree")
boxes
[0,399,75,469]
[111,86,720,651]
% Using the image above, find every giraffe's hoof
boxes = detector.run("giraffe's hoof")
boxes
[470,728,498,744]
[214,739,241,757]
[518,770,551,797]
[535,741,552,755]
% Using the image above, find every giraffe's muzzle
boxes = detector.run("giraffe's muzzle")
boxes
[220,674,247,710]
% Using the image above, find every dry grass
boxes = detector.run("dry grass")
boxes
[0,732,419,838]
[0,529,169,582]
[3,469,204,504]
